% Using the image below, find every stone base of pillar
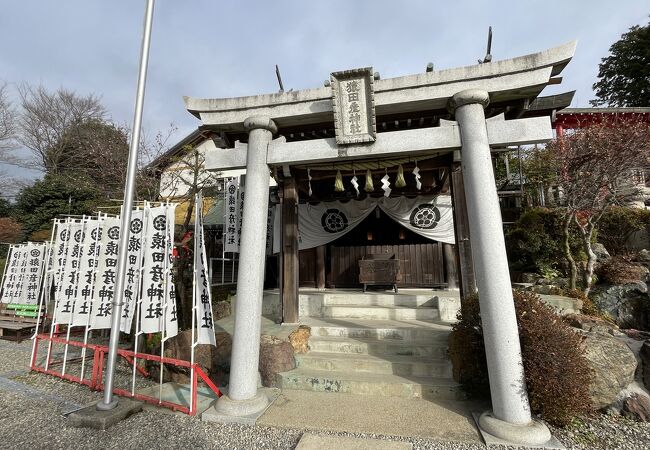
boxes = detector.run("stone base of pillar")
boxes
[475,411,557,448]
[206,390,270,423]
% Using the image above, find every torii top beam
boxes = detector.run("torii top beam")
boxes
[184,41,576,133]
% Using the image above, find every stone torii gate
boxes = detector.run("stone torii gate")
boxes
[185,42,576,445]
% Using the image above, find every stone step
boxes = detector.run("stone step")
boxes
[302,317,451,342]
[296,352,453,378]
[308,336,448,359]
[321,293,442,308]
[320,305,439,321]
[278,368,463,400]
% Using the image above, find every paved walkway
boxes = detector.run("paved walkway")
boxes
[259,389,484,443]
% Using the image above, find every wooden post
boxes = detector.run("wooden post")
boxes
[315,245,326,289]
[450,161,477,298]
[282,177,299,323]
[443,243,459,290]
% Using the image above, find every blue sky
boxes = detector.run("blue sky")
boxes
[0,1,648,184]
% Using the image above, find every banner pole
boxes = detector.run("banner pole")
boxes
[99,0,156,410]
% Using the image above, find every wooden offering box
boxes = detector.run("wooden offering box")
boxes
[358,254,402,293]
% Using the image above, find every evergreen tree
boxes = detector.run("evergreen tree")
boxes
[591,19,650,107]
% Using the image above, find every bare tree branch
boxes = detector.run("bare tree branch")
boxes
[17,83,106,173]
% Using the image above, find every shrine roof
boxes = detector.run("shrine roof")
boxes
[184,41,576,134]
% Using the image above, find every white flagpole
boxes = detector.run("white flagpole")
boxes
[99,0,156,410]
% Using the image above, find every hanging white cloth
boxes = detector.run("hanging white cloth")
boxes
[278,194,455,252]
[297,197,376,250]
[377,195,455,244]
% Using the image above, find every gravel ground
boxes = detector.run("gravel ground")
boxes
[2,339,650,449]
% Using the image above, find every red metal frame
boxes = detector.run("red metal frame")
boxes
[30,332,221,416]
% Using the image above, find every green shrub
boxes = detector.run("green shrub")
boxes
[449,290,592,427]
[598,207,650,255]
[596,255,647,285]
[505,208,582,275]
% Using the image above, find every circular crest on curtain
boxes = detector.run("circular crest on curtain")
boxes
[321,209,348,233]
[409,204,441,229]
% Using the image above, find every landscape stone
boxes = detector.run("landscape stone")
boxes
[593,243,611,261]
[213,331,233,385]
[638,249,650,264]
[520,272,539,284]
[640,340,650,390]
[564,313,621,336]
[531,284,554,295]
[622,393,650,422]
[592,282,650,330]
[259,334,295,387]
[213,300,231,321]
[582,331,638,410]
[288,325,311,354]
[159,329,221,384]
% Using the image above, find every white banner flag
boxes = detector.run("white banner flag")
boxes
[13,246,29,304]
[224,177,240,253]
[164,204,178,339]
[54,221,84,324]
[195,192,216,346]
[17,244,45,305]
[141,204,178,337]
[90,216,121,329]
[72,217,102,327]
[1,245,21,303]
[0,244,45,304]
[120,210,145,333]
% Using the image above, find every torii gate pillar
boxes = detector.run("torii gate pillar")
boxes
[213,116,277,418]
[450,90,551,444]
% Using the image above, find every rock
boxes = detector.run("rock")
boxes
[211,331,232,386]
[531,284,554,295]
[521,272,539,284]
[553,278,569,289]
[639,249,650,263]
[640,341,650,390]
[592,282,650,330]
[146,329,232,386]
[564,313,621,336]
[531,277,569,294]
[593,243,611,261]
[622,393,650,421]
[213,301,231,321]
[259,335,295,387]
[288,325,311,354]
[582,331,638,410]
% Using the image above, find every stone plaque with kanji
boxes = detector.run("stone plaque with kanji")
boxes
[331,67,376,145]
